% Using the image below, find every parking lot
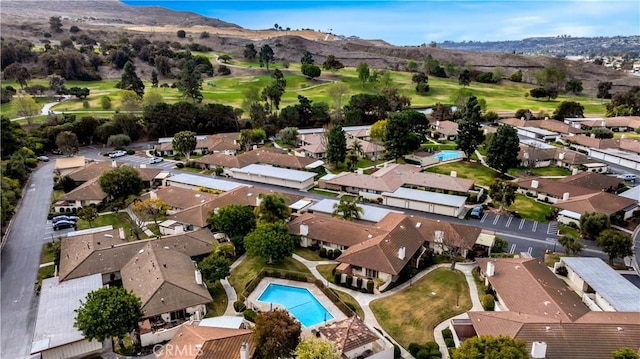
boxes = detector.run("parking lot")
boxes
[475,213,559,236]
[43,218,77,241]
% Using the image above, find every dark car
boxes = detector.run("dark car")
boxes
[52,215,78,223]
[53,220,76,231]
[470,206,484,219]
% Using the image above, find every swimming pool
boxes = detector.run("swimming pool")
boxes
[433,150,463,162]
[257,283,334,327]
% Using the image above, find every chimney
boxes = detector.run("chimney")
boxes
[486,261,495,277]
[300,223,309,236]
[520,117,525,121]
[240,342,249,359]
[450,171,457,178]
[112,160,117,168]
[398,246,406,260]
[195,270,203,285]
[572,168,579,175]
[590,133,596,138]
[531,180,539,189]
[531,341,547,359]
[562,192,570,201]
[558,152,565,160]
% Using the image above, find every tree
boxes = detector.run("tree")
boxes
[458,69,471,87]
[279,127,299,146]
[119,61,145,98]
[77,206,98,227]
[384,111,412,161]
[301,64,321,79]
[55,131,79,156]
[15,93,40,119]
[597,229,633,266]
[245,223,296,264]
[172,131,197,160]
[406,60,419,72]
[486,125,520,174]
[370,119,387,143]
[132,198,170,227]
[259,44,275,71]
[452,335,528,359]
[74,286,144,342]
[107,134,131,148]
[456,96,485,159]
[325,82,349,119]
[332,197,364,221]
[99,165,144,201]
[580,212,611,240]
[48,75,66,95]
[590,127,614,139]
[300,51,314,65]
[3,63,31,89]
[49,16,63,33]
[558,235,584,255]
[150,70,158,88]
[68,87,90,99]
[142,90,164,109]
[326,123,347,167]
[530,87,548,101]
[553,101,584,120]
[244,44,257,60]
[565,79,583,95]
[254,309,301,359]
[489,180,518,212]
[536,64,567,97]
[322,55,344,72]
[176,60,203,103]
[254,193,291,223]
[510,69,523,82]
[176,29,186,38]
[120,90,141,111]
[295,337,340,359]
[208,204,256,239]
[357,62,370,88]
[198,252,230,285]
[597,81,613,99]
[613,348,640,359]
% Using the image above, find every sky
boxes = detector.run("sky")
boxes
[122,1,640,46]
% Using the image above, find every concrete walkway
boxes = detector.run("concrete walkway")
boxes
[221,254,246,315]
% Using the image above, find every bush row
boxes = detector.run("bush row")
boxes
[333,273,374,293]
[408,341,442,359]
[318,247,342,260]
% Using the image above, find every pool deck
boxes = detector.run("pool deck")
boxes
[246,278,347,331]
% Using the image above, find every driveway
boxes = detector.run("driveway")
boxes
[1,161,56,359]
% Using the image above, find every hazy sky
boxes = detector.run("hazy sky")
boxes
[123,1,640,45]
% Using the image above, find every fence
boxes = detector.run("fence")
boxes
[241,268,358,318]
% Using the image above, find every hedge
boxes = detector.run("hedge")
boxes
[243,309,256,322]
[233,300,246,312]
[481,294,495,311]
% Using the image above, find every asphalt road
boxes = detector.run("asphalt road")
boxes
[1,160,56,359]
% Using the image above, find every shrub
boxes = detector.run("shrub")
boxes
[82,100,89,109]
[444,338,455,348]
[327,249,335,259]
[243,309,256,322]
[101,96,111,110]
[333,249,342,258]
[408,343,422,356]
[334,272,341,284]
[233,300,246,312]
[442,328,453,340]
[214,166,224,176]
[416,349,431,359]
[177,30,186,38]
[366,280,374,293]
[356,277,363,289]
[107,134,131,147]
[481,294,495,311]
[176,162,184,168]
[393,344,401,359]
[126,149,135,155]
[217,65,231,75]
[319,247,327,258]
[345,275,353,287]
[556,266,568,276]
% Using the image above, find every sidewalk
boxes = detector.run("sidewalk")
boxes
[222,254,246,315]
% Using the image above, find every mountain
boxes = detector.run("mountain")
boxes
[0,0,240,28]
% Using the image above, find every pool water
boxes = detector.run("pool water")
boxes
[258,283,334,327]
[433,150,463,162]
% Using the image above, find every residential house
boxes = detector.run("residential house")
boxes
[306,198,404,223]
[67,160,164,188]
[619,138,640,154]
[500,118,585,136]
[514,177,599,204]
[194,148,322,175]
[554,191,637,224]
[121,243,213,346]
[30,274,106,359]
[163,173,247,192]
[589,147,640,172]
[155,133,241,156]
[560,134,619,153]
[450,258,640,358]
[54,156,86,176]
[229,164,316,190]
[297,132,385,161]
[431,120,459,140]
[559,257,640,312]
[574,116,640,132]
[517,127,560,142]
[145,186,220,214]
[346,128,372,141]
[558,172,623,192]
[318,317,394,359]
[157,324,255,359]
[518,143,595,171]
[54,177,107,213]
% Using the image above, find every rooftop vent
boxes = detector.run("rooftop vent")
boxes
[531,341,547,359]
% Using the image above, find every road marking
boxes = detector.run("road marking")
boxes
[480,214,488,223]
[509,243,516,254]
[532,221,538,232]
[518,219,525,230]
[547,222,559,235]
[505,216,513,227]
[492,215,500,225]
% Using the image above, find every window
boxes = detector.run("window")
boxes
[170,309,187,321]
[366,268,377,278]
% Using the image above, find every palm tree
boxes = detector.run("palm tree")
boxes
[350,139,363,158]
[332,197,364,221]
[214,242,236,258]
[254,194,292,223]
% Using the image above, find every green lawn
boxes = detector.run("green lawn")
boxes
[356,158,385,168]
[426,161,499,187]
[205,281,228,317]
[295,248,324,261]
[229,255,310,295]
[370,268,471,347]
[614,131,640,139]
[0,96,54,119]
[40,241,60,264]
[544,252,562,268]
[308,188,340,197]
[37,265,55,288]
[508,166,572,178]
[317,264,338,283]
[558,224,580,238]
[76,212,148,240]
[331,288,365,319]
[507,194,555,222]
[422,143,458,151]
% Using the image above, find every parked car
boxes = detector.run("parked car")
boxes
[470,206,484,219]
[52,215,78,223]
[53,220,76,231]
[37,156,50,162]
[150,157,164,164]
[109,150,127,158]
[616,173,637,181]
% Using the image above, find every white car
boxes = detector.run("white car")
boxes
[150,157,164,164]
[109,150,127,158]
